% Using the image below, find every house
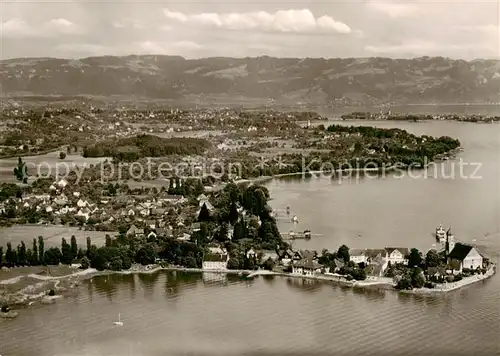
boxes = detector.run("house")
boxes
[292,255,323,276]
[191,222,201,232]
[77,199,87,208]
[57,179,68,188]
[385,248,409,265]
[259,250,279,264]
[127,225,144,237]
[427,267,447,279]
[151,208,166,216]
[331,258,345,273]
[145,219,156,229]
[246,248,256,259]
[76,208,91,221]
[350,249,368,264]
[202,252,229,271]
[207,244,226,255]
[177,233,191,241]
[447,243,483,273]
[365,249,386,264]
[279,249,295,266]
[156,227,173,238]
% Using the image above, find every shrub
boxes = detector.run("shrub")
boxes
[424,281,435,289]
[80,256,90,269]
[59,152,66,160]
[453,274,462,282]
[1,305,10,313]
[48,289,55,296]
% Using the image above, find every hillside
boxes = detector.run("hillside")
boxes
[1,55,500,106]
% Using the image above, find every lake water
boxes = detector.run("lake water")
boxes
[2,120,500,356]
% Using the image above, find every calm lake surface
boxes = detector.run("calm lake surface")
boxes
[2,120,500,356]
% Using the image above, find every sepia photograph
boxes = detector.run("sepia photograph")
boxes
[0,1,499,355]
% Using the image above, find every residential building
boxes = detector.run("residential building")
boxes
[350,249,368,264]
[292,255,323,276]
[365,249,386,264]
[202,252,229,271]
[127,225,144,237]
[385,248,409,265]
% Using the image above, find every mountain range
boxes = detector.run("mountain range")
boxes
[1,55,500,107]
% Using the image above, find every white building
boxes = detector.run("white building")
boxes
[350,249,368,264]
[448,243,483,272]
[385,248,409,265]
[57,179,68,188]
[202,253,229,271]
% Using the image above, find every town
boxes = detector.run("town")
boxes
[0,104,493,317]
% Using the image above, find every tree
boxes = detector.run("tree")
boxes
[105,235,112,247]
[0,246,3,266]
[411,268,425,289]
[352,267,367,281]
[408,248,423,268]
[18,241,27,266]
[109,256,123,271]
[262,258,275,271]
[13,157,28,183]
[70,235,78,260]
[198,203,212,222]
[44,247,62,265]
[38,236,45,265]
[425,249,441,268]
[61,238,72,264]
[31,238,38,265]
[5,243,15,266]
[337,245,350,263]
[228,202,239,224]
[80,256,90,269]
[86,236,92,254]
[396,274,413,290]
[90,253,106,271]
[59,152,66,160]
[135,244,157,265]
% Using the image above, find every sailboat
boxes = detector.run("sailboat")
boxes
[113,313,123,326]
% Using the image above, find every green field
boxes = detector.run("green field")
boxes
[0,225,114,249]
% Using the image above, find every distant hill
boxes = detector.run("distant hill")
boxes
[1,55,500,107]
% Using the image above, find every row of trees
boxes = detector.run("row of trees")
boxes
[0,235,81,267]
[83,135,211,161]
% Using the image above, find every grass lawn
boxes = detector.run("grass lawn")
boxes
[0,225,115,249]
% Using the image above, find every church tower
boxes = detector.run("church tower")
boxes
[445,227,455,255]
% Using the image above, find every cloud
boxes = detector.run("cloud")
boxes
[367,1,419,18]
[1,17,84,38]
[163,8,352,34]
[112,18,144,29]
[1,18,36,38]
[45,18,84,34]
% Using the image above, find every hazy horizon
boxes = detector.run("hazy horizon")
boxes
[2,54,500,62]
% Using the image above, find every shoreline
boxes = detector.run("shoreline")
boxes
[1,264,495,316]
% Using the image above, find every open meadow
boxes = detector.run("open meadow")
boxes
[0,225,112,249]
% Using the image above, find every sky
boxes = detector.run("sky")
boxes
[0,0,499,60]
